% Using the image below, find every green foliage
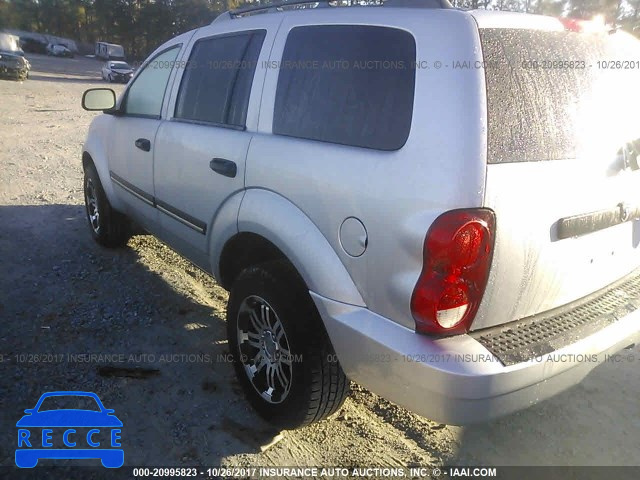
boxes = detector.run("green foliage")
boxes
[1,0,230,59]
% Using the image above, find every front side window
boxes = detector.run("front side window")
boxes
[125,46,180,117]
[175,30,265,127]
[273,25,416,151]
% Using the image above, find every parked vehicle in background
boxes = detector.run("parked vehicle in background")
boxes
[0,51,30,81]
[0,33,30,80]
[95,42,125,61]
[21,37,48,54]
[46,43,74,58]
[79,1,640,428]
[101,61,134,83]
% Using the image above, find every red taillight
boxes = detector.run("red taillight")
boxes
[559,16,607,33]
[411,209,495,336]
[560,18,583,32]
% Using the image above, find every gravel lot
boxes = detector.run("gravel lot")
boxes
[1,54,639,476]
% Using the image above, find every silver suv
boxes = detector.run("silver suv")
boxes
[81,1,640,428]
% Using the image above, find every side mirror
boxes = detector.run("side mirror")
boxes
[24,409,34,414]
[82,88,116,112]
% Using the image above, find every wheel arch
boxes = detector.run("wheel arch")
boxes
[218,233,282,288]
[82,119,125,212]
[82,151,96,171]
[215,189,365,307]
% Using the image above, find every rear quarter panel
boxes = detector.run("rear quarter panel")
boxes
[247,8,487,329]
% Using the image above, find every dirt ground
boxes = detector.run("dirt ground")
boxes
[1,54,639,476]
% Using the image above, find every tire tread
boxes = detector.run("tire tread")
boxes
[228,260,350,429]
[84,163,130,248]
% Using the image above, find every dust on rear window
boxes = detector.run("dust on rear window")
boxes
[480,28,640,164]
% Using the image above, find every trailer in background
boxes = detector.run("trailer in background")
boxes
[95,42,125,60]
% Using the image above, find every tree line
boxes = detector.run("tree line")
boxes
[1,0,639,59]
[453,0,639,29]
[0,0,242,58]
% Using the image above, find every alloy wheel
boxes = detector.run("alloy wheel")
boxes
[236,295,293,404]
[84,177,100,234]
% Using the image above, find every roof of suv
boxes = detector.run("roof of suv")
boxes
[469,9,563,30]
[213,2,565,32]
[227,0,452,18]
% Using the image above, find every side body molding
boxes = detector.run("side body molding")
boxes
[233,189,365,307]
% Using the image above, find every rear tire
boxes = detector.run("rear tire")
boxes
[83,163,130,248]
[227,260,350,429]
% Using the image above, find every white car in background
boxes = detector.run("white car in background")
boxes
[46,43,74,58]
[101,61,134,83]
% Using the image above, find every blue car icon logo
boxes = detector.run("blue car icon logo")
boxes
[15,391,124,468]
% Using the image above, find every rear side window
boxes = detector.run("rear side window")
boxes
[175,30,265,127]
[481,28,640,163]
[273,25,416,151]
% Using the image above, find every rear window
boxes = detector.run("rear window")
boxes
[481,28,640,163]
[273,25,416,151]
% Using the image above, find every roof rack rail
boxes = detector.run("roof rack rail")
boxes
[231,0,330,18]
[214,0,452,22]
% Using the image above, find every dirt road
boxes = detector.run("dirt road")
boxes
[1,54,639,476]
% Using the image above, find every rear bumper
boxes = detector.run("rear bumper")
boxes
[312,292,640,425]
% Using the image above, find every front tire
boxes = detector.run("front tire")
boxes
[227,261,350,429]
[83,163,130,248]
